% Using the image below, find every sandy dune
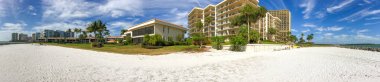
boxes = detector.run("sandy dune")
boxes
[1,44,380,82]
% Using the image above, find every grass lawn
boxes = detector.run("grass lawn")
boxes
[45,43,207,55]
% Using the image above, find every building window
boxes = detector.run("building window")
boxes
[132,26,154,36]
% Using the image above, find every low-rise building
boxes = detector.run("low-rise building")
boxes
[122,19,187,44]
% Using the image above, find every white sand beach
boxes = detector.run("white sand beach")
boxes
[1,44,380,82]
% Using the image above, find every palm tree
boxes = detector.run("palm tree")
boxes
[204,16,213,37]
[268,27,277,42]
[120,29,127,35]
[79,31,87,43]
[299,33,306,43]
[74,28,82,43]
[86,20,109,47]
[307,34,314,42]
[195,20,203,33]
[193,20,205,48]
[287,32,292,42]
[231,4,267,42]
[65,28,72,43]
[290,35,298,43]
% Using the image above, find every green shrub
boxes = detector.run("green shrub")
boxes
[123,36,132,45]
[211,36,224,50]
[91,42,103,48]
[185,38,193,45]
[229,35,247,52]
[166,36,174,46]
[143,34,165,47]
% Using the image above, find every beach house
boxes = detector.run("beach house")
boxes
[122,19,187,44]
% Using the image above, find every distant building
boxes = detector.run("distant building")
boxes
[122,19,187,44]
[106,36,123,43]
[11,33,29,42]
[268,10,292,42]
[36,30,77,42]
[18,33,28,41]
[11,33,18,42]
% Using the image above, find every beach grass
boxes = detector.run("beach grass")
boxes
[45,43,207,55]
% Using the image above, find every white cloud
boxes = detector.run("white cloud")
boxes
[0,22,30,41]
[109,19,139,30]
[0,0,7,17]
[300,0,316,19]
[1,22,26,31]
[314,26,344,32]
[303,23,317,28]
[328,26,344,31]
[98,0,143,18]
[326,0,354,13]
[356,29,368,34]
[301,29,310,33]
[315,12,326,19]
[363,0,371,4]
[324,33,334,36]
[110,22,133,29]
[339,9,380,22]
[364,22,380,25]
[163,8,188,27]
[0,0,21,18]
[42,0,143,21]
[28,5,34,11]
[291,29,298,32]
[33,20,90,32]
[303,23,344,32]
[317,33,380,44]
[365,17,380,20]
[42,0,95,21]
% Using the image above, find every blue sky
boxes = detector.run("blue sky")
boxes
[0,0,379,44]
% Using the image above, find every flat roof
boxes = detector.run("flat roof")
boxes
[127,18,187,31]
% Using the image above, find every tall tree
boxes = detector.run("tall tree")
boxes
[268,27,277,42]
[74,28,82,43]
[193,20,205,48]
[204,16,213,36]
[65,29,72,43]
[86,20,109,47]
[120,29,127,35]
[79,31,87,43]
[249,30,260,43]
[307,34,314,42]
[290,35,298,43]
[195,20,203,33]
[299,33,306,43]
[231,4,267,42]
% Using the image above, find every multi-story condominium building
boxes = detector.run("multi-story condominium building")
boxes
[253,13,282,41]
[123,19,187,44]
[11,33,18,42]
[39,30,75,39]
[18,33,28,41]
[188,7,204,35]
[268,10,291,42]
[188,0,291,42]
[36,30,76,42]
[188,0,259,37]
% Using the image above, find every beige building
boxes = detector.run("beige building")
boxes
[188,0,291,42]
[252,13,282,41]
[268,10,292,42]
[123,19,187,44]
